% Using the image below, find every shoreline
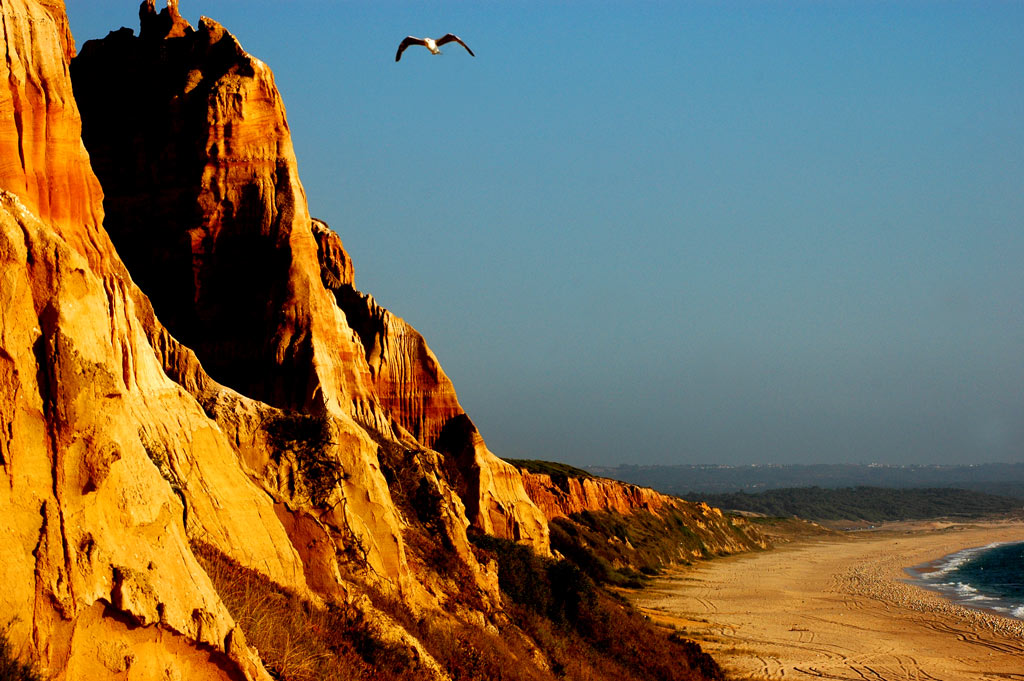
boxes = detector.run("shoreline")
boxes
[902,539,1024,622]
[836,533,1024,638]
[632,520,1024,681]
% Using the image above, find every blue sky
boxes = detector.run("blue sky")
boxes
[67,2,1023,466]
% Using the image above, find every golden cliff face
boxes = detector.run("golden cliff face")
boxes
[0,4,303,676]
[0,2,501,678]
[0,2,760,678]
[0,0,106,267]
[71,1,549,554]
[521,471,672,519]
[517,468,768,560]
[68,1,425,601]
[0,189,284,681]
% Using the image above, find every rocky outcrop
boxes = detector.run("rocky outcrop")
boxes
[436,416,551,549]
[71,3,383,420]
[71,1,549,555]
[0,0,107,266]
[516,465,769,562]
[312,219,549,549]
[521,471,672,519]
[312,218,354,290]
[313,220,546,550]
[329,282,465,448]
[313,216,462,448]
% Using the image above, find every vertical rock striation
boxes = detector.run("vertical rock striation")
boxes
[72,2,378,417]
[72,0,550,554]
[0,4,306,677]
[0,0,106,264]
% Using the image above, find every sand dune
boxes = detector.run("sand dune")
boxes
[633,521,1024,681]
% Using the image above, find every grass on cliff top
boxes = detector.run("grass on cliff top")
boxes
[502,458,595,480]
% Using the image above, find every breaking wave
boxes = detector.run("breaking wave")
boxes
[907,541,1024,621]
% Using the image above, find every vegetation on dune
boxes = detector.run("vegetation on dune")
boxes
[470,533,725,681]
[969,481,1024,501]
[694,486,1023,522]
[550,509,719,587]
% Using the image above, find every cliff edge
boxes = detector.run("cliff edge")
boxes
[70,0,549,555]
[0,3,761,680]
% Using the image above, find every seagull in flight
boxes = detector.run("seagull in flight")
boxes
[395,34,475,62]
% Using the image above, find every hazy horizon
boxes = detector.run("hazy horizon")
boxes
[66,1,1023,468]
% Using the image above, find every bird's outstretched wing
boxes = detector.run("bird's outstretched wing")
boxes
[436,33,475,57]
[396,36,427,62]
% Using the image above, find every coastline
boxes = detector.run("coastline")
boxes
[632,520,1024,681]
[903,540,1024,621]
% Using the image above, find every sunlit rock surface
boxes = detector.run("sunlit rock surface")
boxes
[0,3,290,671]
[72,0,550,555]
[0,2,760,678]
[518,467,769,557]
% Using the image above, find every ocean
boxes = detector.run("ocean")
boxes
[906,541,1024,620]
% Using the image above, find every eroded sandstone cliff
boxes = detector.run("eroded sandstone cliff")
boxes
[0,0,105,265]
[0,4,298,676]
[517,464,768,567]
[0,2,498,678]
[70,0,549,553]
[522,469,673,519]
[0,2,761,679]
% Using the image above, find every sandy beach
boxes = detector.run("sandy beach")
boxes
[633,521,1024,681]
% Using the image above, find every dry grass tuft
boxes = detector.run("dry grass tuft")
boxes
[191,541,431,681]
[192,526,729,681]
